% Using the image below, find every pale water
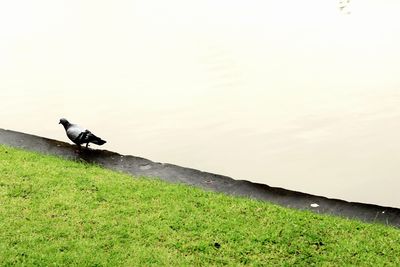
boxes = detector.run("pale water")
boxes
[1,0,400,208]
[2,87,400,208]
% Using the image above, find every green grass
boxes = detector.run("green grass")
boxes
[0,145,399,266]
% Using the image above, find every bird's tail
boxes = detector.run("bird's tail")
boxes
[91,136,106,145]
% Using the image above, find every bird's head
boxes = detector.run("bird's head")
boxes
[59,118,69,126]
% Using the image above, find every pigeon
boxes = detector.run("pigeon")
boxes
[59,118,106,148]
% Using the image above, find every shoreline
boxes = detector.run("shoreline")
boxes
[1,128,399,227]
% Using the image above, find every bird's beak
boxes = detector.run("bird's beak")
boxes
[58,121,61,124]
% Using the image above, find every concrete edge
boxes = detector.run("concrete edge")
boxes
[1,128,399,227]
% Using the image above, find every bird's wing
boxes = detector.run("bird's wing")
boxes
[66,124,87,142]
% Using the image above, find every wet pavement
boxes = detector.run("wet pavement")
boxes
[1,128,399,227]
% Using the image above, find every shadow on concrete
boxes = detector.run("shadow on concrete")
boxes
[1,128,399,227]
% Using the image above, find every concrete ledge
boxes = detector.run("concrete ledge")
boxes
[1,128,399,227]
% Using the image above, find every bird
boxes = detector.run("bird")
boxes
[59,118,106,148]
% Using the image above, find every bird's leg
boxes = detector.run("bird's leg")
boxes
[86,143,90,148]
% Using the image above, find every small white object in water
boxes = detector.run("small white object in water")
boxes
[310,203,319,208]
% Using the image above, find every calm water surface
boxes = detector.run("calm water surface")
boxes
[2,87,400,208]
[1,0,400,208]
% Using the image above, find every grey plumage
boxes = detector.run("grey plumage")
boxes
[59,118,106,148]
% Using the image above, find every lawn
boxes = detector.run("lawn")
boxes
[0,144,399,266]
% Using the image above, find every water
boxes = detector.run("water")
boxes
[1,0,400,208]
[2,87,400,208]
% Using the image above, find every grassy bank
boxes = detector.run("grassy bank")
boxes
[0,145,399,266]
